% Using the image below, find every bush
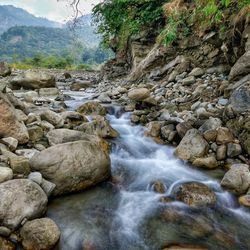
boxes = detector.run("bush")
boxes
[11,54,92,70]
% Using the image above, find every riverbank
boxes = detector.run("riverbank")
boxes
[0,66,249,249]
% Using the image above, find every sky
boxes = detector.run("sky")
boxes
[0,0,101,23]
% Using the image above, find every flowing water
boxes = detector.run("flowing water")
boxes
[47,96,250,250]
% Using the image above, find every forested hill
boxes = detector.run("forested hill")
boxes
[0,26,80,61]
[0,5,61,34]
[0,5,113,65]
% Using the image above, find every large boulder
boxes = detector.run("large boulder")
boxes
[20,218,60,250]
[175,182,216,207]
[77,101,107,116]
[0,62,11,77]
[39,88,59,96]
[128,88,150,101]
[221,164,250,195]
[175,129,209,162]
[11,70,56,89]
[229,50,250,80]
[0,179,48,230]
[30,140,111,196]
[0,93,29,144]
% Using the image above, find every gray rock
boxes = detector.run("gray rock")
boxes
[218,98,228,106]
[9,155,30,176]
[192,156,218,169]
[128,88,150,101]
[23,91,39,103]
[221,164,250,194]
[182,76,196,86]
[0,226,11,237]
[98,93,112,103]
[168,70,178,82]
[28,172,43,185]
[15,149,39,160]
[229,50,250,80]
[40,178,56,197]
[0,137,18,151]
[227,85,250,113]
[27,126,44,143]
[20,218,60,250]
[0,179,47,230]
[30,140,111,196]
[227,143,242,157]
[175,129,209,162]
[11,70,56,89]
[176,122,193,138]
[40,110,64,128]
[216,145,227,161]
[0,167,13,184]
[0,93,29,144]
[216,127,234,145]
[146,121,162,137]
[199,117,222,133]
[39,88,59,96]
[161,124,175,140]
[189,67,204,77]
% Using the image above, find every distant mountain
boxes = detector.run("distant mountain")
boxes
[0,5,61,34]
[66,14,101,48]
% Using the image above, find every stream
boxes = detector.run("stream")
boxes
[47,92,250,250]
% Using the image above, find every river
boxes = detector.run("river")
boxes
[47,93,250,250]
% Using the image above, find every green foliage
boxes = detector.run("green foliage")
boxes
[0,26,77,61]
[221,0,231,7]
[12,54,73,69]
[92,0,250,51]
[160,15,178,46]
[93,0,166,49]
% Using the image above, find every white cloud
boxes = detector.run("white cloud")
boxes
[0,0,102,22]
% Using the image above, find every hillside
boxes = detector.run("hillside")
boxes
[0,5,61,34]
[0,26,81,61]
[0,6,113,65]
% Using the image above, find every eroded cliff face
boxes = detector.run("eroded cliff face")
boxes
[101,0,249,83]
